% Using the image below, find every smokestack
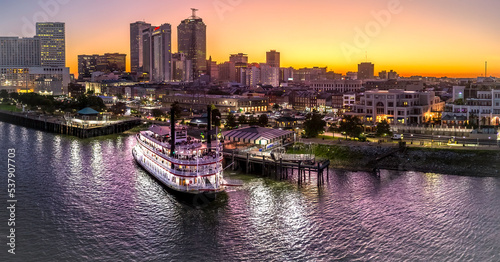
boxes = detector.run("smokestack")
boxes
[170,106,175,159]
[207,105,212,152]
[485,61,488,78]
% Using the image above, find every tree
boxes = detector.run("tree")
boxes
[238,115,247,124]
[212,108,222,127]
[171,101,182,119]
[152,109,165,119]
[376,120,392,137]
[338,115,364,139]
[303,113,326,138]
[225,112,238,129]
[110,102,127,115]
[0,90,8,100]
[248,115,258,126]
[9,92,19,101]
[272,103,280,111]
[75,95,106,111]
[454,98,465,105]
[258,114,268,127]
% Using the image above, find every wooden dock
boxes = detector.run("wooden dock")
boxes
[0,110,141,138]
[223,149,330,186]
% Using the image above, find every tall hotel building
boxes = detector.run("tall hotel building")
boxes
[142,24,172,82]
[36,22,65,67]
[177,9,207,75]
[130,21,151,74]
[0,22,69,95]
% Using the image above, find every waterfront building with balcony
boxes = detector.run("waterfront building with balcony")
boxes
[441,86,500,126]
[350,89,444,125]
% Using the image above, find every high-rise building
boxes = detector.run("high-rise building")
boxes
[36,22,65,67]
[229,53,248,64]
[142,27,152,76]
[218,61,236,82]
[357,62,374,80]
[172,52,192,82]
[78,54,99,79]
[280,67,294,82]
[177,8,207,75]
[150,24,172,82]
[130,21,151,73]
[78,53,126,80]
[0,37,41,67]
[0,22,69,95]
[103,53,126,72]
[260,63,279,87]
[229,53,248,84]
[266,50,280,68]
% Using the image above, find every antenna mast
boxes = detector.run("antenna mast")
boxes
[485,61,487,77]
[191,8,198,19]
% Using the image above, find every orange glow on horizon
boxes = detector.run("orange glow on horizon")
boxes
[16,0,495,79]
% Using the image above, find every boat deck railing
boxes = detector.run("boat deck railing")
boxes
[137,134,223,166]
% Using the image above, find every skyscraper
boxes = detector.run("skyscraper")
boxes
[78,54,99,79]
[0,37,40,66]
[142,27,152,76]
[357,62,374,80]
[130,21,151,74]
[0,22,69,95]
[78,53,126,79]
[266,50,280,68]
[177,8,206,76]
[150,24,172,82]
[36,22,65,67]
[229,53,248,84]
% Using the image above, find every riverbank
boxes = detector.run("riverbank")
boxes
[288,143,500,177]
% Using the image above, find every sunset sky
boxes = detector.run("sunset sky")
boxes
[1,0,499,78]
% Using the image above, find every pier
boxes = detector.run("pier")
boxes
[223,149,330,186]
[0,110,141,138]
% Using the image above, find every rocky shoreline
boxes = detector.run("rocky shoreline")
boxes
[291,143,500,177]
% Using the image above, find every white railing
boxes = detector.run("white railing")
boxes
[136,135,223,166]
[391,125,473,133]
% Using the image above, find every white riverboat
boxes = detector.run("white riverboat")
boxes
[132,123,225,198]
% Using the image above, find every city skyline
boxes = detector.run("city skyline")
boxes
[1,0,499,78]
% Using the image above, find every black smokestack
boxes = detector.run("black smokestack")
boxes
[170,106,175,158]
[207,105,212,152]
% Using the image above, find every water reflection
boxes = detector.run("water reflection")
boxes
[1,122,500,262]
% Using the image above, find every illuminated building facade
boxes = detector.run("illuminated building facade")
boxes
[130,21,151,74]
[177,9,207,75]
[352,89,444,125]
[0,22,69,95]
[36,22,65,67]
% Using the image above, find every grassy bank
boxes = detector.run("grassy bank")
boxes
[0,104,21,112]
[288,143,500,176]
[122,123,149,135]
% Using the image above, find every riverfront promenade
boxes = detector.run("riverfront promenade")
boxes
[0,109,141,138]
[301,132,500,150]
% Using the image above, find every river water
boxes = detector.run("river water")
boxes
[1,122,499,261]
